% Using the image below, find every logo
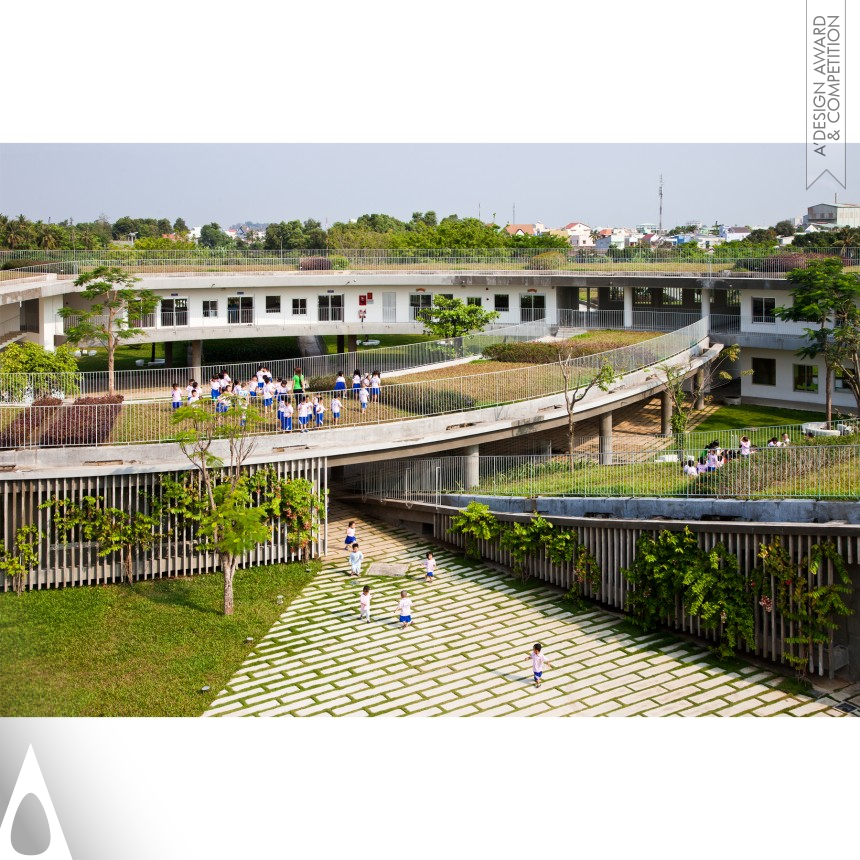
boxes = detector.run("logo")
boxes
[0,746,72,859]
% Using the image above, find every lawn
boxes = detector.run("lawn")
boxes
[74,342,173,373]
[0,561,317,717]
[689,405,826,435]
[321,334,432,353]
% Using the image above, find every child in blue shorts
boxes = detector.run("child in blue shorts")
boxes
[527,643,551,688]
[395,590,413,630]
[171,383,182,410]
[422,552,436,584]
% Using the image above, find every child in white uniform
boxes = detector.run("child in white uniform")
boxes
[359,585,372,623]
[348,544,364,577]
[527,643,551,688]
[395,591,413,629]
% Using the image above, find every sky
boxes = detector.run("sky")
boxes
[1,143,855,231]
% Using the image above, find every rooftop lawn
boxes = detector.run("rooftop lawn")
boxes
[689,404,827,435]
[0,561,317,717]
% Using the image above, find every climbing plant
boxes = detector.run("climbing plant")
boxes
[0,525,43,595]
[544,527,601,608]
[752,538,853,678]
[499,515,554,582]
[448,501,500,560]
[623,527,753,659]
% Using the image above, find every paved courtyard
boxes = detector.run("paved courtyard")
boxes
[204,504,858,718]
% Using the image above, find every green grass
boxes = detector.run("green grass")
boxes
[320,334,434,353]
[691,405,826,435]
[0,561,317,717]
[776,677,814,697]
[74,342,173,373]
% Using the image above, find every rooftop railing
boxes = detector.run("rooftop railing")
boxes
[0,320,708,449]
[361,445,860,502]
[1,247,858,282]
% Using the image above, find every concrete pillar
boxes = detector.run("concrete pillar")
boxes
[623,285,633,328]
[190,339,202,382]
[694,368,705,410]
[598,411,613,466]
[347,334,358,353]
[464,444,480,490]
[336,334,345,354]
[661,389,673,435]
[163,341,174,366]
[700,286,712,322]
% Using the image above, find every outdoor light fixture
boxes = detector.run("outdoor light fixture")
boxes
[245,637,254,643]
[200,685,210,693]
[276,595,284,604]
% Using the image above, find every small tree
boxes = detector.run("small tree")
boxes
[557,351,618,467]
[58,266,159,397]
[42,496,160,586]
[775,258,860,425]
[420,296,500,340]
[0,525,42,595]
[0,341,81,401]
[448,501,500,560]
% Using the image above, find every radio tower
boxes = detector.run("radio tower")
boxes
[658,175,664,232]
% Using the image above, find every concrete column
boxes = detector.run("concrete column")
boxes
[347,334,358,353]
[464,444,480,490]
[598,411,613,466]
[190,339,202,382]
[700,286,712,322]
[163,341,174,366]
[623,285,633,328]
[694,368,705,410]
[336,334,345,354]
[661,389,673,435]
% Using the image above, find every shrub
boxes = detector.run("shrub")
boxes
[525,251,567,270]
[299,256,332,271]
[483,333,656,364]
[329,255,349,270]
[41,395,124,447]
[738,253,829,273]
[0,397,62,448]
[383,386,476,416]
[1,259,48,271]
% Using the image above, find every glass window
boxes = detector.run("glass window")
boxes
[793,364,818,393]
[292,298,307,316]
[751,357,776,386]
[835,367,854,391]
[633,287,651,306]
[662,287,683,306]
[724,289,740,308]
[202,300,218,318]
[467,297,482,307]
[608,286,624,302]
[265,296,281,314]
[494,294,510,312]
[752,296,776,323]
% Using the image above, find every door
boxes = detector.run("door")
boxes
[383,292,397,322]
[520,294,546,322]
[227,296,254,324]
[160,298,188,327]
[318,294,344,322]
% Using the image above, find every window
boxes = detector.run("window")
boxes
[494,294,510,313]
[633,287,652,306]
[752,296,776,323]
[608,286,624,303]
[202,300,218,318]
[265,296,281,314]
[160,298,188,327]
[409,294,433,320]
[751,357,776,386]
[793,364,818,393]
[438,293,453,301]
[724,289,740,308]
[467,297,482,307]
[292,298,307,316]
[662,287,683,306]
[318,294,344,322]
[835,367,854,391]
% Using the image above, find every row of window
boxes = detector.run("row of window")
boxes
[606,286,742,307]
[751,358,852,394]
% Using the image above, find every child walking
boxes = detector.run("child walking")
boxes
[344,521,357,550]
[527,643,551,688]
[395,590,413,629]
[359,585,372,623]
[348,543,364,578]
[422,551,437,584]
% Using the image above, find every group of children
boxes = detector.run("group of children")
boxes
[169,365,384,431]
[343,518,552,687]
[683,432,792,476]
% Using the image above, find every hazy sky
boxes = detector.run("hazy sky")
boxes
[0,143,855,230]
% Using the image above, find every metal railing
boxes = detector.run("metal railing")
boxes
[0,321,551,403]
[558,309,702,331]
[362,445,860,502]
[0,320,707,447]
[1,248,858,283]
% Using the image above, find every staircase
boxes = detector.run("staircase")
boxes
[0,330,25,350]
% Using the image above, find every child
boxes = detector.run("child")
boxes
[781,433,790,447]
[314,398,325,428]
[370,371,381,403]
[352,369,362,399]
[215,391,230,414]
[358,386,369,413]
[344,521,357,550]
[298,398,310,433]
[278,398,291,431]
[359,585,372,623]
[395,590,413,629]
[210,376,221,401]
[264,377,276,411]
[683,459,698,477]
[527,643,551,688]
[331,395,342,424]
[187,386,200,407]
[334,371,347,395]
[739,435,751,456]
[171,383,182,410]
[422,551,436,584]
[348,543,364,577]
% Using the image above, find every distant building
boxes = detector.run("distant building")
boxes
[504,224,536,237]
[803,202,860,229]
[559,222,594,247]
[719,225,752,242]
